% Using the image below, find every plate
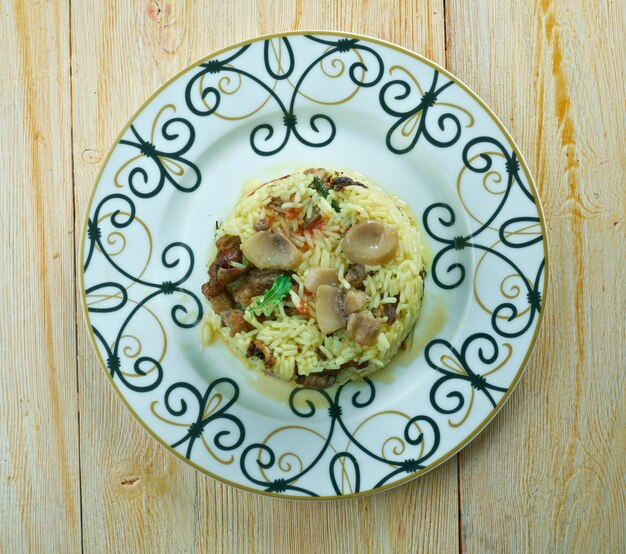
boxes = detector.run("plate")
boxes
[81,31,548,499]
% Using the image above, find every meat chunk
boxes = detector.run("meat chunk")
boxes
[217,265,247,285]
[246,339,275,368]
[207,290,234,312]
[231,268,287,307]
[344,289,369,315]
[383,301,398,324]
[205,291,252,336]
[202,235,247,297]
[329,175,366,190]
[345,264,367,289]
[221,310,253,336]
[347,312,381,346]
[214,235,244,273]
[295,369,338,390]
[203,262,223,297]
[374,298,398,324]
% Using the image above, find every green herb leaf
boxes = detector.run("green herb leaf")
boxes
[247,274,292,313]
[310,176,341,213]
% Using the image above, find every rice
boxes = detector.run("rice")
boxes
[204,169,426,385]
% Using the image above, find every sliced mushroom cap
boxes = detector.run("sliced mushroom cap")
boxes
[342,221,399,266]
[347,312,381,346]
[315,285,346,335]
[241,229,302,270]
[303,267,339,293]
[344,289,369,315]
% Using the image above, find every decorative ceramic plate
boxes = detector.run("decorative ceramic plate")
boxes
[81,31,548,499]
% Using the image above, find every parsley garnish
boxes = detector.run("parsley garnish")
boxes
[310,176,341,213]
[247,274,292,315]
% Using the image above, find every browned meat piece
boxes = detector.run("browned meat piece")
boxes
[340,360,369,371]
[374,298,399,323]
[329,175,366,190]
[217,265,247,284]
[384,301,398,324]
[246,339,275,368]
[204,267,224,295]
[231,268,288,307]
[208,290,234,313]
[345,264,367,289]
[203,261,223,297]
[205,290,252,336]
[347,312,381,346]
[295,369,338,389]
[202,235,248,297]
[344,289,368,315]
[221,309,253,336]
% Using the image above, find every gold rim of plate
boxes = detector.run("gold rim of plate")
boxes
[79,30,550,500]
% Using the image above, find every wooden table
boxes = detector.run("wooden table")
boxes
[2,1,624,552]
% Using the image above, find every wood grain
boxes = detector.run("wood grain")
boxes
[0,1,81,552]
[446,0,626,552]
[1,0,624,551]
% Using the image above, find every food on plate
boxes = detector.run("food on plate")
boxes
[201,168,425,389]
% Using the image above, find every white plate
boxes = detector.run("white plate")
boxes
[81,31,548,499]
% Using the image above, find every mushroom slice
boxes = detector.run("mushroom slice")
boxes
[344,289,368,315]
[315,285,346,335]
[303,267,339,293]
[347,312,381,346]
[241,229,302,270]
[342,221,399,265]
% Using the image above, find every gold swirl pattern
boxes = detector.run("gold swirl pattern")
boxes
[91,212,152,296]
[200,66,277,121]
[348,410,426,461]
[289,46,366,105]
[259,426,334,479]
[438,343,512,427]
[389,64,475,139]
[457,153,542,233]
[115,104,172,188]
[473,222,542,318]
[95,297,167,377]
[150,392,235,465]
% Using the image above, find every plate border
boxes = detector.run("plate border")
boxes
[79,29,549,500]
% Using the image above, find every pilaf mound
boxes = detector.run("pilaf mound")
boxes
[201,168,425,389]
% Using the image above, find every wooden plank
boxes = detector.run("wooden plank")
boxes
[0,1,81,552]
[70,1,198,551]
[446,0,626,551]
[71,1,457,552]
